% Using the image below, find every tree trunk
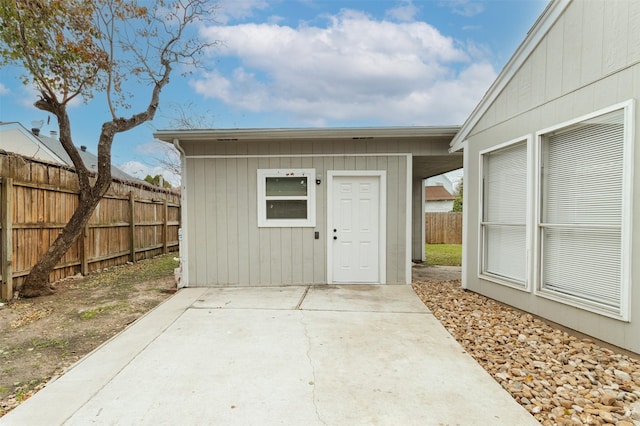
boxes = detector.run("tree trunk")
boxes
[18,185,107,298]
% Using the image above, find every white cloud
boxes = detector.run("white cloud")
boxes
[440,0,485,17]
[0,83,9,96]
[216,0,269,24]
[386,0,420,23]
[194,9,496,126]
[119,160,181,187]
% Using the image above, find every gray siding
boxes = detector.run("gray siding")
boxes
[182,137,452,158]
[184,154,409,286]
[463,1,640,353]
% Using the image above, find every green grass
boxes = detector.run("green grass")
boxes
[78,303,123,320]
[424,244,462,266]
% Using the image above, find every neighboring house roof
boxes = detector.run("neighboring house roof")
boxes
[425,174,454,194]
[449,0,571,152]
[0,121,138,182]
[36,134,137,181]
[425,185,454,201]
[0,122,67,164]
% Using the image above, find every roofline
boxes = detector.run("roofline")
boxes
[449,0,571,153]
[154,126,461,142]
[0,122,68,164]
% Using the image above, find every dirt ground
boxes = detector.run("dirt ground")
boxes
[0,255,178,417]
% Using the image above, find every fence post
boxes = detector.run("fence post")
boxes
[1,178,14,300]
[163,198,168,254]
[129,191,136,263]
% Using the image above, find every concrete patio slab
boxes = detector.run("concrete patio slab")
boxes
[1,285,538,426]
[192,286,308,310]
[301,284,428,313]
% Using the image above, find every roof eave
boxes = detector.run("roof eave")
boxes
[449,0,571,150]
[154,126,461,143]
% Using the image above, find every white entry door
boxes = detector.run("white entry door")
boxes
[329,173,384,283]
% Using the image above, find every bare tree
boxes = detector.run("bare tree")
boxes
[147,100,216,181]
[0,0,219,297]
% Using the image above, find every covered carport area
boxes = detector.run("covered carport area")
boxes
[409,128,462,262]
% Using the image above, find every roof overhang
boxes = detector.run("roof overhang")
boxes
[154,126,463,180]
[154,126,461,143]
[448,0,570,153]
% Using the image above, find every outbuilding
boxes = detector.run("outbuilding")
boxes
[155,127,461,287]
[451,0,640,353]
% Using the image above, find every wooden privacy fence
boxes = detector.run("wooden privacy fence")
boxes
[425,212,462,244]
[0,153,180,300]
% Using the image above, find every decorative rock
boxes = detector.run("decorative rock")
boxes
[551,406,567,418]
[598,409,616,423]
[559,398,573,409]
[615,370,633,383]
[584,372,600,385]
[411,281,640,426]
[569,413,582,425]
[601,389,618,405]
[496,372,508,381]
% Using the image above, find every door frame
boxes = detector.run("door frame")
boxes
[326,170,386,284]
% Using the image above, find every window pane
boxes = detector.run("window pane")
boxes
[266,177,308,196]
[541,227,621,309]
[481,141,527,286]
[484,225,526,284]
[543,109,623,225]
[266,200,308,219]
[484,143,527,223]
[539,108,625,315]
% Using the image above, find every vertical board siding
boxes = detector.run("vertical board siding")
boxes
[185,153,409,286]
[247,157,260,285]
[0,153,180,296]
[236,158,250,285]
[386,156,400,284]
[474,0,640,137]
[191,158,207,284]
[215,159,229,284]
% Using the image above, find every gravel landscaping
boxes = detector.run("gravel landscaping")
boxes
[412,279,640,426]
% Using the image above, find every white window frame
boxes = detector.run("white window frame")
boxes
[534,100,634,321]
[478,136,532,291]
[257,168,316,227]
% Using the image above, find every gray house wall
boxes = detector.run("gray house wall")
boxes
[460,0,640,353]
[183,153,409,286]
[154,128,461,289]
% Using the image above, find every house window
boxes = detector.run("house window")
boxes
[537,102,633,320]
[257,169,316,227]
[480,139,528,289]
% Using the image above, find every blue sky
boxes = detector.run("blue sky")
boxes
[0,0,548,184]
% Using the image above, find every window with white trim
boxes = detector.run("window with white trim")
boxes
[257,169,316,227]
[537,103,633,320]
[480,140,528,288]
